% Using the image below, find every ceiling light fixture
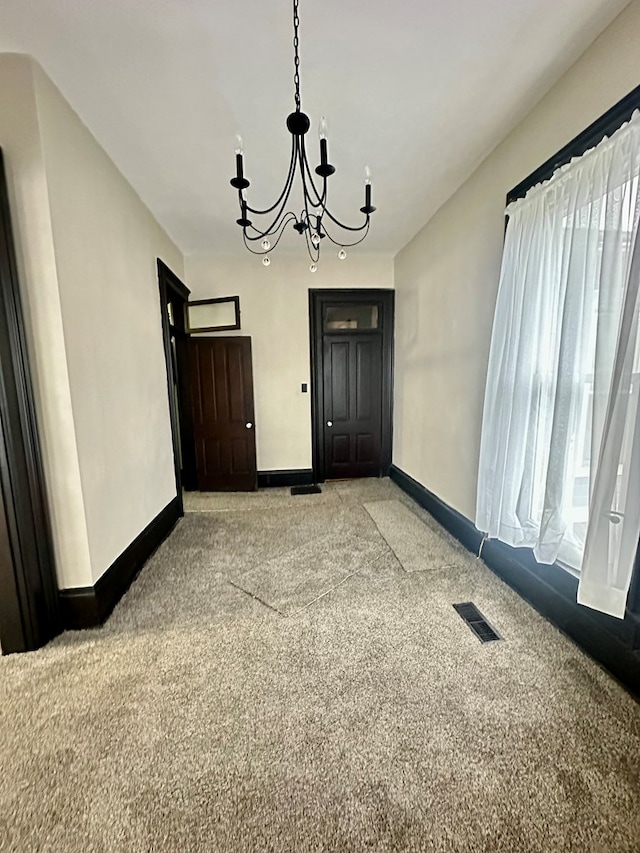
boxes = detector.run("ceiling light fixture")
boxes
[230,0,376,270]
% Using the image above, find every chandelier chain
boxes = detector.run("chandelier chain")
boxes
[293,0,301,110]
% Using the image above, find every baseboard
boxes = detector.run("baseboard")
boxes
[389,464,640,698]
[390,464,483,556]
[59,496,182,630]
[257,469,314,488]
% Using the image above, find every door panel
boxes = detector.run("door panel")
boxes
[331,433,350,464]
[323,334,382,479]
[356,432,376,464]
[329,341,349,420]
[202,438,222,475]
[356,340,374,421]
[188,337,257,491]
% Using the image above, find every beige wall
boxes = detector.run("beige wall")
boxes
[0,55,92,588]
[185,252,394,471]
[0,54,183,587]
[32,64,183,584]
[393,0,640,520]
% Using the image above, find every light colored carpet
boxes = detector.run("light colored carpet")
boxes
[183,485,341,513]
[1,478,639,852]
[364,499,468,572]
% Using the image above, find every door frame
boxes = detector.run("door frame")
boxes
[309,288,394,483]
[0,149,60,653]
[157,260,196,508]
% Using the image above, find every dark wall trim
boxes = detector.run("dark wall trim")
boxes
[390,464,640,698]
[309,288,394,483]
[157,260,193,501]
[507,83,640,204]
[257,469,314,488]
[0,149,61,654]
[158,258,190,302]
[59,496,181,630]
[391,464,483,556]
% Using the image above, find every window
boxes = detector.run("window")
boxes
[477,104,640,619]
[186,296,240,333]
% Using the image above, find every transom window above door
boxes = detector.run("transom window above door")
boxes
[323,304,379,331]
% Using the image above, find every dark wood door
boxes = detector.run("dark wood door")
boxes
[310,289,394,483]
[188,337,257,491]
[323,333,383,479]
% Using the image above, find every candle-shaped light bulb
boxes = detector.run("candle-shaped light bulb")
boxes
[314,117,335,177]
[318,116,329,169]
[363,165,373,212]
[231,134,249,188]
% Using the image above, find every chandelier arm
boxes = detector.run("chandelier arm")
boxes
[298,152,328,261]
[299,137,327,208]
[243,220,287,240]
[299,156,320,245]
[241,212,298,254]
[301,132,371,234]
[243,136,297,217]
[300,211,320,263]
[321,218,371,248]
[240,141,300,239]
[321,204,371,233]
[243,191,299,238]
[244,210,298,242]
[243,195,299,239]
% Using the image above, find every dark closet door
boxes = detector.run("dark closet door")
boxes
[310,289,394,483]
[188,337,257,491]
[323,334,383,479]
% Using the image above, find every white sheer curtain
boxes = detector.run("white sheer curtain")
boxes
[476,110,640,618]
[579,216,640,617]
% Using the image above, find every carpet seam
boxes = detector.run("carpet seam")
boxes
[363,501,411,573]
[286,572,358,617]
[226,579,284,616]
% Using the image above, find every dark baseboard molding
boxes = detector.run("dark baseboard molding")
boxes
[59,496,182,630]
[258,469,314,488]
[391,465,483,556]
[390,464,640,698]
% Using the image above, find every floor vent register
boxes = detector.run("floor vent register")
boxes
[453,602,503,643]
[290,485,322,496]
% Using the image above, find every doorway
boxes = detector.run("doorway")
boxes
[187,337,258,491]
[157,260,197,502]
[309,289,394,482]
[158,267,258,494]
[0,149,60,653]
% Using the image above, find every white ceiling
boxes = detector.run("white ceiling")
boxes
[0,0,631,257]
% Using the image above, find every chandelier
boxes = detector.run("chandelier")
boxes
[230,0,376,271]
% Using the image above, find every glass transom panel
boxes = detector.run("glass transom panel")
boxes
[324,304,379,331]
